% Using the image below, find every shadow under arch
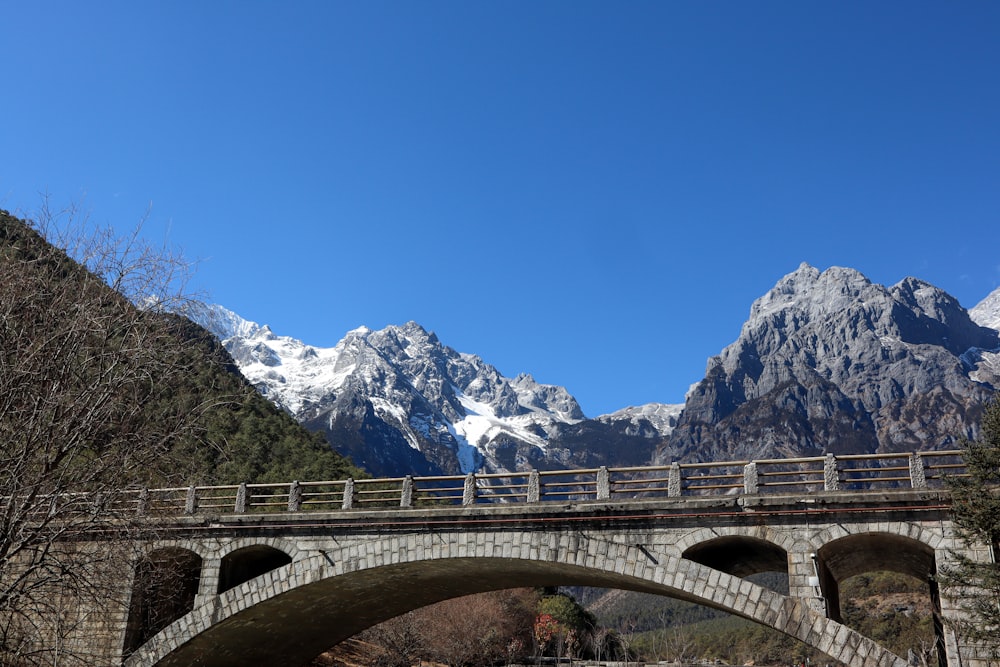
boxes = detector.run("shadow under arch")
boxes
[129,534,910,667]
[683,535,788,578]
[217,544,292,594]
[123,547,202,658]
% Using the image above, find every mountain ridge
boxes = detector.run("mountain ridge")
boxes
[188,263,1000,477]
[188,303,671,476]
[659,263,1000,464]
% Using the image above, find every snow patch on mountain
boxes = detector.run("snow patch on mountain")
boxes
[598,403,683,434]
[971,286,1000,332]
[187,305,599,474]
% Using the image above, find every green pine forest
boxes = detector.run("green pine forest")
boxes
[0,209,364,489]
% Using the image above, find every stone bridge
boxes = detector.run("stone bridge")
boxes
[54,452,1000,666]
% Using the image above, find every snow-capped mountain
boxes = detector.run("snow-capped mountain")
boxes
[188,265,1000,478]
[970,285,1000,331]
[659,263,1000,464]
[190,306,677,476]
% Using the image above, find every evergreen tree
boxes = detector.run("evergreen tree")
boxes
[943,397,1000,659]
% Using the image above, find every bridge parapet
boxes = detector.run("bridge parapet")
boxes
[122,449,964,518]
[6,451,966,523]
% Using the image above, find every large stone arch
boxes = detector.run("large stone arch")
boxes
[125,529,909,667]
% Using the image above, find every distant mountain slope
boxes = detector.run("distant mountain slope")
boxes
[190,305,679,476]
[659,263,1000,464]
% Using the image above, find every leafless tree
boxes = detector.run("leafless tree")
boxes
[351,589,538,667]
[424,589,537,667]
[357,611,425,667]
[0,204,221,664]
[660,625,697,664]
[616,615,639,665]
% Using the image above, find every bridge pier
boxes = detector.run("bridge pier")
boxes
[788,549,829,616]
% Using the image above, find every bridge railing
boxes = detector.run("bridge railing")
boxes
[13,450,964,518]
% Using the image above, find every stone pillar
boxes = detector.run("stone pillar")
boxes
[788,550,828,616]
[936,543,992,667]
[823,454,840,491]
[462,473,477,505]
[287,481,302,512]
[596,466,610,500]
[234,483,248,513]
[527,471,540,503]
[668,463,682,497]
[743,461,759,495]
[400,476,414,508]
[185,485,198,514]
[341,478,355,510]
[909,453,927,489]
[195,555,221,611]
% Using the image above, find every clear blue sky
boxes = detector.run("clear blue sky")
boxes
[3,2,999,417]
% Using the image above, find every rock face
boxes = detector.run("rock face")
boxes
[187,265,1000,477]
[658,264,1000,464]
[188,306,677,476]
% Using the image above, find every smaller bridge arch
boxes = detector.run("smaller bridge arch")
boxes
[683,535,789,578]
[217,545,292,594]
[814,531,939,621]
[123,547,202,657]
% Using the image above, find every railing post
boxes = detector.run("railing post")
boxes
[136,488,149,516]
[668,463,681,497]
[909,452,927,489]
[288,481,302,512]
[185,486,198,515]
[400,476,414,508]
[823,454,840,491]
[342,478,355,510]
[234,483,248,513]
[462,473,477,505]
[527,470,540,503]
[596,466,610,500]
[743,461,759,495]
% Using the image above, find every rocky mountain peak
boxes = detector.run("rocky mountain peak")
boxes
[663,265,1000,463]
[747,263,874,325]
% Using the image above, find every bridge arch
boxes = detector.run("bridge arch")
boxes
[217,544,293,594]
[123,547,202,657]
[814,531,939,624]
[683,534,788,577]
[125,529,910,667]
[674,524,800,557]
[809,519,946,553]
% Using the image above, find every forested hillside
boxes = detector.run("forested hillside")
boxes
[0,209,362,488]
